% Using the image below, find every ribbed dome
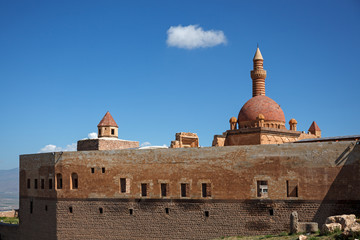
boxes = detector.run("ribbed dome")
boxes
[238,95,285,123]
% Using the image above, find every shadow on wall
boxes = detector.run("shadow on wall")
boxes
[313,141,360,225]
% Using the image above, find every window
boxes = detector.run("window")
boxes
[27,179,31,189]
[98,129,101,136]
[34,179,38,189]
[181,183,189,197]
[91,168,95,173]
[129,209,133,215]
[287,180,298,197]
[99,207,103,214]
[204,211,209,217]
[269,209,274,216]
[120,178,126,193]
[71,173,78,189]
[111,129,115,135]
[49,179,53,189]
[56,174,63,189]
[257,181,268,197]
[165,208,169,214]
[202,183,211,197]
[69,207,73,213]
[141,183,147,197]
[161,183,168,197]
[102,168,105,173]
[41,179,45,189]
[45,205,48,211]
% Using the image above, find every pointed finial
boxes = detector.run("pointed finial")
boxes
[253,46,263,60]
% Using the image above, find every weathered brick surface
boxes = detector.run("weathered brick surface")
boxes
[0,223,19,240]
[77,138,139,151]
[17,141,360,239]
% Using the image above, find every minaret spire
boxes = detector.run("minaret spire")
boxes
[250,46,267,97]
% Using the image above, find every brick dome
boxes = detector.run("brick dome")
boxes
[238,95,285,123]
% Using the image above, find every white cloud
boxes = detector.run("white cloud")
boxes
[140,142,151,147]
[88,132,98,139]
[166,25,227,49]
[39,143,76,153]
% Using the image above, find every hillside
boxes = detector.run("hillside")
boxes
[0,168,19,210]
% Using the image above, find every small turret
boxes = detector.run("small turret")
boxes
[308,121,321,138]
[289,119,297,131]
[97,111,118,138]
[229,117,237,130]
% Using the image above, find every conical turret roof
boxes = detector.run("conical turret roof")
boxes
[97,111,118,127]
[253,47,263,60]
[308,121,321,132]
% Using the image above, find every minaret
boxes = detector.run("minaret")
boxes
[97,111,119,138]
[250,47,267,97]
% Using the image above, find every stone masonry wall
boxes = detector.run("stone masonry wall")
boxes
[18,141,360,239]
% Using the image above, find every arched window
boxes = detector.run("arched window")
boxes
[71,173,78,190]
[56,173,63,189]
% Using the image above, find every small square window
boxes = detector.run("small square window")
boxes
[204,211,209,217]
[91,168,95,173]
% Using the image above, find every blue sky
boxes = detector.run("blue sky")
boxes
[0,0,359,170]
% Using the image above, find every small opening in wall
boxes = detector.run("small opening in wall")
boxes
[161,183,168,197]
[34,179,38,189]
[111,129,115,135]
[99,207,103,214]
[49,179,53,189]
[269,209,274,216]
[141,183,147,197]
[27,179,30,189]
[165,208,169,214]
[181,183,189,197]
[69,207,73,213]
[129,209,133,215]
[102,168,105,173]
[41,179,44,189]
[204,211,209,217]
[120,178,126,193]
[98,129,101,136]
[91,168,95,173]
[45,205,48,211]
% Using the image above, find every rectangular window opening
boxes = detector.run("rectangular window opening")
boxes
[181,183,189,197]
[34,179,38,189]
[120,178,126,193]
[99,207,103,214]
[161,183,168,197]
[129,209,133,215]
[27,179,31,189]
[49,179,53,190]
[141,183,147,197]
[102,167,105,173]
[45,205,48,211]
[269,209,274,216]
[165,208,169,214]
[257,180,268,197]
[286,180,298,197]
[69,207,73,213]
[205,211,209,217]
[111,129,115,135]
[98,129,101,136]
[202,183,211,197]
[41,179,44,189]
[91,168,95,174]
